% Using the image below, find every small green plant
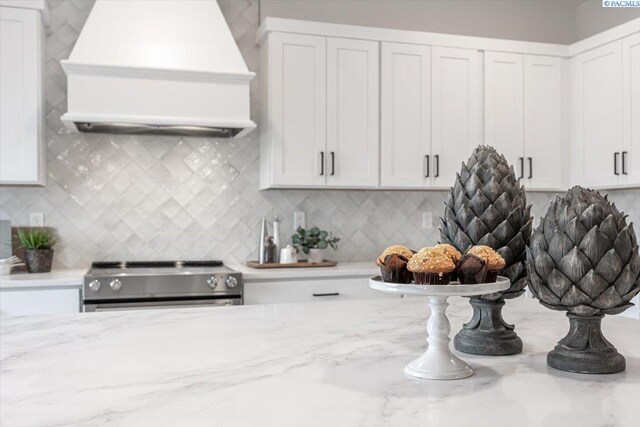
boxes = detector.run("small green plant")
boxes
[17,229,58,250]
[291,227,340,254]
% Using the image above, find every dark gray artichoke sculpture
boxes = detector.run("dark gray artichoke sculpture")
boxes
[527,186,640,374]
[440,145,533,356]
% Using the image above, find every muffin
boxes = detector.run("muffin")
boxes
[456,253,488,284]
[466,245,506,282]
[434,243,462,280]
[407,247,456,285]
[376,245,414,283]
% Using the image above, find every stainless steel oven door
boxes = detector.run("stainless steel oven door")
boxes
[83,298,242,312]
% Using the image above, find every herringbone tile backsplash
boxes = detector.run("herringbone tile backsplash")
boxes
[0,1,638,269]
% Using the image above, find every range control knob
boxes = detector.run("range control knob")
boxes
[207,276,218,289]
[110,279,123,291]
[226,276,238,289]
[88,280,101,292]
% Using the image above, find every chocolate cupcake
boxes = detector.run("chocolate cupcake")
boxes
[466,245,506,282]
[456,253,488,284]
[434,243,462,280]
[376,245,414,283]
[407,247,456,285]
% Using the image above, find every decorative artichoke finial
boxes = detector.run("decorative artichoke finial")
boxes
[527,186,640,316]
[526,186,639,374]
[440,145,533,299]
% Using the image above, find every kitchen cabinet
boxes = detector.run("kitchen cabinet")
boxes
[485,51,564,190]
[260,32,379,189]
[622,33,640,185]
[571,40,624,188]
[326,38,379,187]
[431,46,481,187]
[0,3,46,185]
[259,32,326,188]
[245,277,399,305]
[380,42,431,187]
[0,288,81,316]
[381,44,480,189]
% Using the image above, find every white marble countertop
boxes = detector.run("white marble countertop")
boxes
[0,268,86,291]
[1,296,638,427]
[228,261,378,281]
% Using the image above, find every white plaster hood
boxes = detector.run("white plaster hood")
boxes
[61,0,255,138]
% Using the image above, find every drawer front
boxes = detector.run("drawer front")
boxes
[245,278,399,305]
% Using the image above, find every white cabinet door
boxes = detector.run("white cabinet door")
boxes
[268,33,327,187]
[484,52,525,177]
[326,38,379,187]
[380,42,431,188]
[523,55,563,189]
[431,46,481,187]
[0,6,45,185]
[0,289,81,316]
[623,33,640,185]
[572,41,623,188]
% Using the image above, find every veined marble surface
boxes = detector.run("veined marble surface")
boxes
[1,296,638,427]
[0,269,85,291]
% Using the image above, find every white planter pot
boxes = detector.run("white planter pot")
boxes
[307,248,324,264]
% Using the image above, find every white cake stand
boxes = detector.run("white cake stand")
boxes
[369,275,510,380]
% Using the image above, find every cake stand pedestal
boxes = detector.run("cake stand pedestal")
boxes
[369,276,510,380]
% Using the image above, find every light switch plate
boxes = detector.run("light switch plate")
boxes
[30,212,44,227]
[293,211,306,230]
[422,212,433,229]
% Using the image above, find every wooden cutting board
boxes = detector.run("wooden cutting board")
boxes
[246,260,337,269]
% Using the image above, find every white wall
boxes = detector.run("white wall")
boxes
[261,0,581,43]
[576,0,640,40]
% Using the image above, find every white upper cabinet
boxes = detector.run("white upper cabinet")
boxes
[260,33,327,188]
[380,42,431,188]
[485,51,564,190]
[431,46,481,187]
[326,38,379,187]
[0,5,46,185]
[484,52,525,178]
[571,40,624,188]
[523,55,563,189]
[622,33,640,185]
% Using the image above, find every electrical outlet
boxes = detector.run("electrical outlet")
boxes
[293,211,306,230]
[422,212,433,229]
[30,212,44,227]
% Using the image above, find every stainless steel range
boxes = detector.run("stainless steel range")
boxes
[83,261,243,312]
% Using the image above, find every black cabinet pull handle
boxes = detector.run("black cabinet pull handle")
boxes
[614,152,619,175]
[312,292,339,297]
[528,157,533,179]
[435,154,440,178]
[425,155,430,177]
[320,151,324,176]
[330,151,335,176]
[519,157,524,179]
[622,151,628,175]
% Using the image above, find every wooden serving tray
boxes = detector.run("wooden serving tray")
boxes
[246,260,337,269]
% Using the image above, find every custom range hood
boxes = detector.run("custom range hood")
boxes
[61,0,255,138]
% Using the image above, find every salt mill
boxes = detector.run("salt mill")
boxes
[272,215,280,263]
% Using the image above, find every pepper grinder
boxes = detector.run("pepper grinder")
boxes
[272,215,280,263]
[258,216,269,264]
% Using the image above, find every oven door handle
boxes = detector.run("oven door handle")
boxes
[84,298,239,312]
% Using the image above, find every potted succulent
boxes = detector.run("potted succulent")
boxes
[18,229,58,273]
[291,227,340,263]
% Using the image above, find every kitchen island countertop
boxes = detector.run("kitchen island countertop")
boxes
[1,296,638,427]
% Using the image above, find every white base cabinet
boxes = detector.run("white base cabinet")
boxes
[245,278,399,305]
[0,288,81,316]
[0,3,46,185]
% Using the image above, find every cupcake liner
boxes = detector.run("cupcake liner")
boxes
[380,266,413,284]
[412,272,451,285]
[456,253,488,284]
[485,270,499,283]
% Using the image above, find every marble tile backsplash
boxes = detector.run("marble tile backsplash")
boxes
[0,0,638,269]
